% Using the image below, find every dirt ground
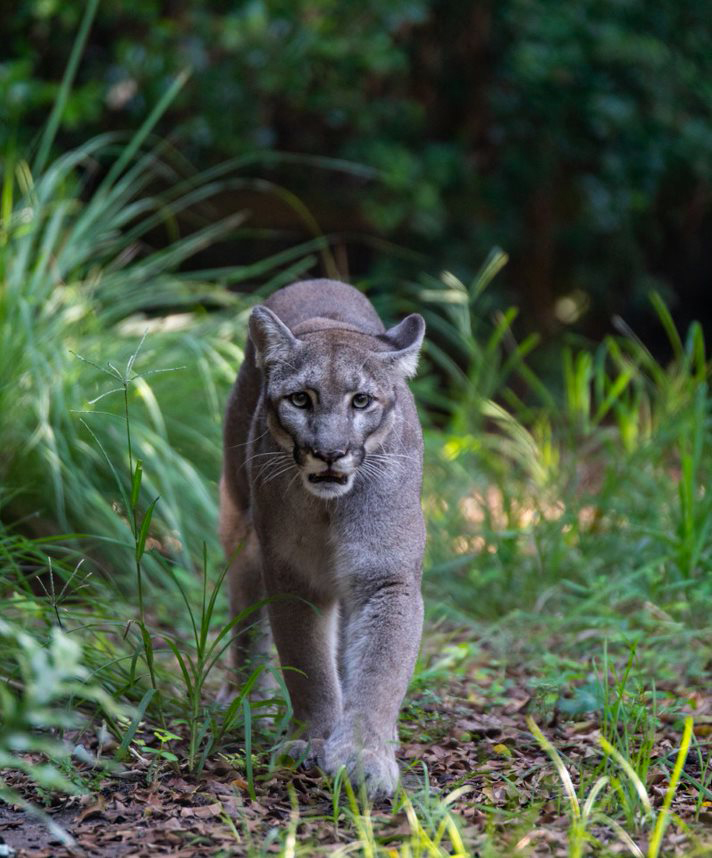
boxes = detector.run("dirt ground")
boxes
[1,676,711,857]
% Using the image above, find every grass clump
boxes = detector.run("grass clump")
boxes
[421,269,712,643]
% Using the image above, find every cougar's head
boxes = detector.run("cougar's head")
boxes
[249,306,425,499]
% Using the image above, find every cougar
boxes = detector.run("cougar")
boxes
[219,279,426,797]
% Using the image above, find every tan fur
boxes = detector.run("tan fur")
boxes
[218,476,268,685]
[218,475,245,556]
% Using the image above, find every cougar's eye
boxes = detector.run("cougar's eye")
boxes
[288,391,310,408]
[352,392,372,409]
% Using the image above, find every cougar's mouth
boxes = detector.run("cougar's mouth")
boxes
[308,471,348,485]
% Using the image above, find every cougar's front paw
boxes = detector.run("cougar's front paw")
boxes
[277,737,324,769]
[321,733,399,799]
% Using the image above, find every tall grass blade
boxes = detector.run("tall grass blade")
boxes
[594,814,645,857]
[115,688,155,761]
[33,0,100,175]
[599,737,653,818]
[102,70,190,189]
[135,498,159,562]
[648,717,694,858]
[242,696,256,802]
[527,716,580,820]
[649,292,684,362]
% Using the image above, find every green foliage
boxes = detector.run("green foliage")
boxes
[488,0,712,298]
[0,110,323,583]
[2,0,710,327]
[421,268,712,649]
[0,613,123,817]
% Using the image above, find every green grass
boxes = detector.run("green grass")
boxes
[1,81,711,858]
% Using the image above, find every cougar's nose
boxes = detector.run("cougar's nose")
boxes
[310,447,347,465]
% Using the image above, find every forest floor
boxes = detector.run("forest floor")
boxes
[2,635,711,858]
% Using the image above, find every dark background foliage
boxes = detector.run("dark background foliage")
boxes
[3,0,710,347]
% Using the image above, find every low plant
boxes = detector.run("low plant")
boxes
[0,617,125,846]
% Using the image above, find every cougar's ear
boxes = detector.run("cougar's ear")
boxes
[379,313,426,378]
[249,305,299,369]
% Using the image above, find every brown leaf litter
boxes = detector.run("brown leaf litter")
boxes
[1,672,710,857]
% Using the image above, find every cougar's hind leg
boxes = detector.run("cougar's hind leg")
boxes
[228,530,267,673]
[219,477,274,698]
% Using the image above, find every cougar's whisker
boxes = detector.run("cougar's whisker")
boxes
[256,460,283,482]
[256,461,291,481]
[241,450,290,473]
[370,450,416,461]
[355,467,375,488]
[227,427,271,450]
[253,453,291,480]
[362,459,391,475]
[262,463,297,484]
[358,462,383,484]
[254,460,291,483]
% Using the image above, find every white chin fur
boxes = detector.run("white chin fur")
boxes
[301,473,355,499]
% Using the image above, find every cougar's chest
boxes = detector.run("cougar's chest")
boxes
[255,487,339,593]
